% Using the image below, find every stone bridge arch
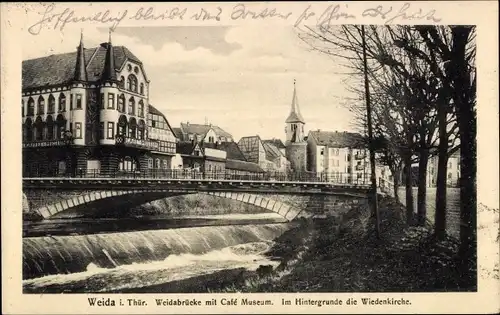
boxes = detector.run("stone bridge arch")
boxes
[24,190,315,221]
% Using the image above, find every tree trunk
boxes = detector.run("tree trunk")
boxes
[417,148,429,226]
[403,156,414,225]
[434,134,448,240]
[451,26,477,280]
[392,166,401,203]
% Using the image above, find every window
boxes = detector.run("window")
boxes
[99,122,104,139]
[37,96,45,114]
[119,76,125,88]
[48,95,55,113]
[148,158,153,169]
[21,100,25,117]
[127,74,138,93]
[107,93,115,109]
[138,100,144,117]
[70,94,73,110]
[46,117,54,140]
[58,94,66,112]
[117,94,125,112]
[106,122,114,139]
[27,98,35,116]
[100,93,105,109]
[155,159,161,169]
[128,97,135,115]
[134,66,139,74]
[140,83,144,95]
[76,94,82,109]
[320,148,324,156]
[75,123,82,138]
[163,160,168,169]
[119,157,137,172]
[127,64,132,72]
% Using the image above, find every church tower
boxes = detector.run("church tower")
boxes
[285,79,306,144]
[285,80,307,173]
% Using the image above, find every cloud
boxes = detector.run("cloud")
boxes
[22,25,358,142]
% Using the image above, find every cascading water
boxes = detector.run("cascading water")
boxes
[23,223,291,293]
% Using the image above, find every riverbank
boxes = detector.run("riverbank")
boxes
[213,196,477,292]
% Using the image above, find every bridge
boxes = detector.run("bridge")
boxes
[23,170,394,221]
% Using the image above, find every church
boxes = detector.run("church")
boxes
[21,32,177,177]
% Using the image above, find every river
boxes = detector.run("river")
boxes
[23,213,291,293]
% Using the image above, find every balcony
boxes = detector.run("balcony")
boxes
[115,135,159,151]
[355,152,367,160]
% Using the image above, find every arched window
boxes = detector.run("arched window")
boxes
[128,117,137,138]
[27,97,35,116]
[128,97,135,115]
[24,118,33,142]
[140,83,144,95]
[117,115,128,136]
[48,94,55,113]
[155,159,161,169]
[45,115,54,140]
[117,94,125,113]
[22,100,25,117]
[56,114,66,140]
[37,96,45,115]
[127,74,138,93]
[34,116,44,141]
[138,100,144,117]
[58,93,66,112]
[119,76,125,89]
[137,119,145,140]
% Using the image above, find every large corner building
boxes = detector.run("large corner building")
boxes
[22,33,177,177]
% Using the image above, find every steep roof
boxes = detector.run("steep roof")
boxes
[172,127,182,139]
[285,81,305,124]
[180,123,211,137]
[262,139,286,149]
[22,44,142,90]
[176,141,201,156]
[309,130,366,149]
[211,125,233,139]
[262,142,281,160]
[203,141,247,161]
[226,159,265,173]
[179,123,233,141]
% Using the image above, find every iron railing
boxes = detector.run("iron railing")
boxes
[24,169,376,185]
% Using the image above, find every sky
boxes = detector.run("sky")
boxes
[22,26,359,142]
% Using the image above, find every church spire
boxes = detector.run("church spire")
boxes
[74,29,88,82]
[285,79,305,124]
[102,29,117,82]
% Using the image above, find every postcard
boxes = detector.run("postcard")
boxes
[1,1,499,314]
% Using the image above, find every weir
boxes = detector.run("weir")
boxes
[22,223,291,282]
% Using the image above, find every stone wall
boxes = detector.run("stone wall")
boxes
[285,143,307,173]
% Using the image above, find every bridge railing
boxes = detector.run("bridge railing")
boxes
[25,169,376,185]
